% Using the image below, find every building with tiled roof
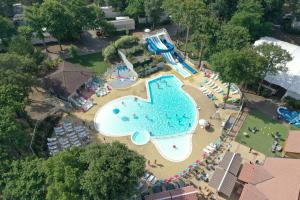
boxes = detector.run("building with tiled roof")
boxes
[238,158,300,200]
[283,130,300,158]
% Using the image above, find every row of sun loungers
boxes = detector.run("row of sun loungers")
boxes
[143,172,158,185]
[203,143,218,155]
[48,123,90,156]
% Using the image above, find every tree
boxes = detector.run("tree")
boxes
[0,53,38,95]
[0,0,15,17]
[229,0,272,40]
[261,0,284,22]
[144,0,162,28]
[42,148,85,200]
[80,142,145,200]
[210,48,266,101]
[207,0,239,21]
[163,0,206,56]
[125,0,145,20]
[2,158,46,200]
[106,0,127,12]
[27,0,109,51]
[216,24,250,51]
[0,16,16,42]
[255,43,292,94]
[8,36,35,56]
[191,31,210,67]
[25,4,49,52]
[17,25,34,40]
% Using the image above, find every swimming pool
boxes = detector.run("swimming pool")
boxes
[94,75,198,161]
[95,75,197,136]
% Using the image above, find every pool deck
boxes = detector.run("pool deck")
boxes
[72,71,237,179]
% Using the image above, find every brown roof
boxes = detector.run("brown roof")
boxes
[144,186,198,200]
[219,152,242,176]
[239,158,300,200]
[169,186,198,199]
[209,168,237,197]
[145,191,171,200]
[284,130,300,153]
[239,184,267,200]
[44,61,93,99]
[238,163,255,183]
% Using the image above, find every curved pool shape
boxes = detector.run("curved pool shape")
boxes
[94,75,198,161]
[131,131,151,145]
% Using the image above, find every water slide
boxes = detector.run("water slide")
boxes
[147,35,197,77]
[148,36,191,78]
[277,107,300,128]
[160,38,197,74]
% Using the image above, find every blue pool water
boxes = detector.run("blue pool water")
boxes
[131,131,150,145]
[95,75,198,138]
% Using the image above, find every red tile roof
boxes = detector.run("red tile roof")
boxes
[284,130,300,153]
[239,158,300,200]
[239,184,267,200]
[144,186,198,200]
[145,191,171,200]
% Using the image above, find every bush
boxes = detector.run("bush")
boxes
[285,96,300,110]
[123,45,144,56]
[69,45,78,59]
[103,44,118,62]
[114,36,139,49]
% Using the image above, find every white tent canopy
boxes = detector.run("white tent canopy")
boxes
[254,37,300,100]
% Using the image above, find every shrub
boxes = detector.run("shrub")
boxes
[69,45,78,59]
[114,36,139,49]
[285,96,300,110]
[103,44,118,62]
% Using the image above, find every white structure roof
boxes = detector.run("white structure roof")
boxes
[254,37,300,99]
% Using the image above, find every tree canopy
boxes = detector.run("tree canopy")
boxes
[216,24,251,51]
[2,142,145,200]
[210,47,266,99]
[229,0,272,40]
[255,42,292,93]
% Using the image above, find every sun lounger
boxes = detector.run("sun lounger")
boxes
[203,90,210,95]
[47,137,57,142]
[206,80,213,85]
[231,90,239,95]
[151,177,158,185]
[143,172,151,180]
[207,145,216,152]
[214,74,219,80]
[74,142,81,147]
[203,148,212,155]
[211,84,218,89]
[147,175,155,182]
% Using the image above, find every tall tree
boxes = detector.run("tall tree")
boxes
[42,148,85,200]
[2,158,46,200]
[80,142,146,200]
[216,24,251,51]
[25,4,49,52]
[125,0,145,20]
[255,43,292,94]
[207,0,239,21]
[0,16,16,42]
[163,0,206,56]
[229,0,272,40]
[210,48,266,101]
[144,0,162,28]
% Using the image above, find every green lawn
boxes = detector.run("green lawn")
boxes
[66,52,110,75]
[235,110,289,157]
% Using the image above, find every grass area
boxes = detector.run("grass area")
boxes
[67,52,110,75]
[235,109,289,157]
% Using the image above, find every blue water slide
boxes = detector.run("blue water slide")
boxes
[146,38,174,54]
[161,39,197,74]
